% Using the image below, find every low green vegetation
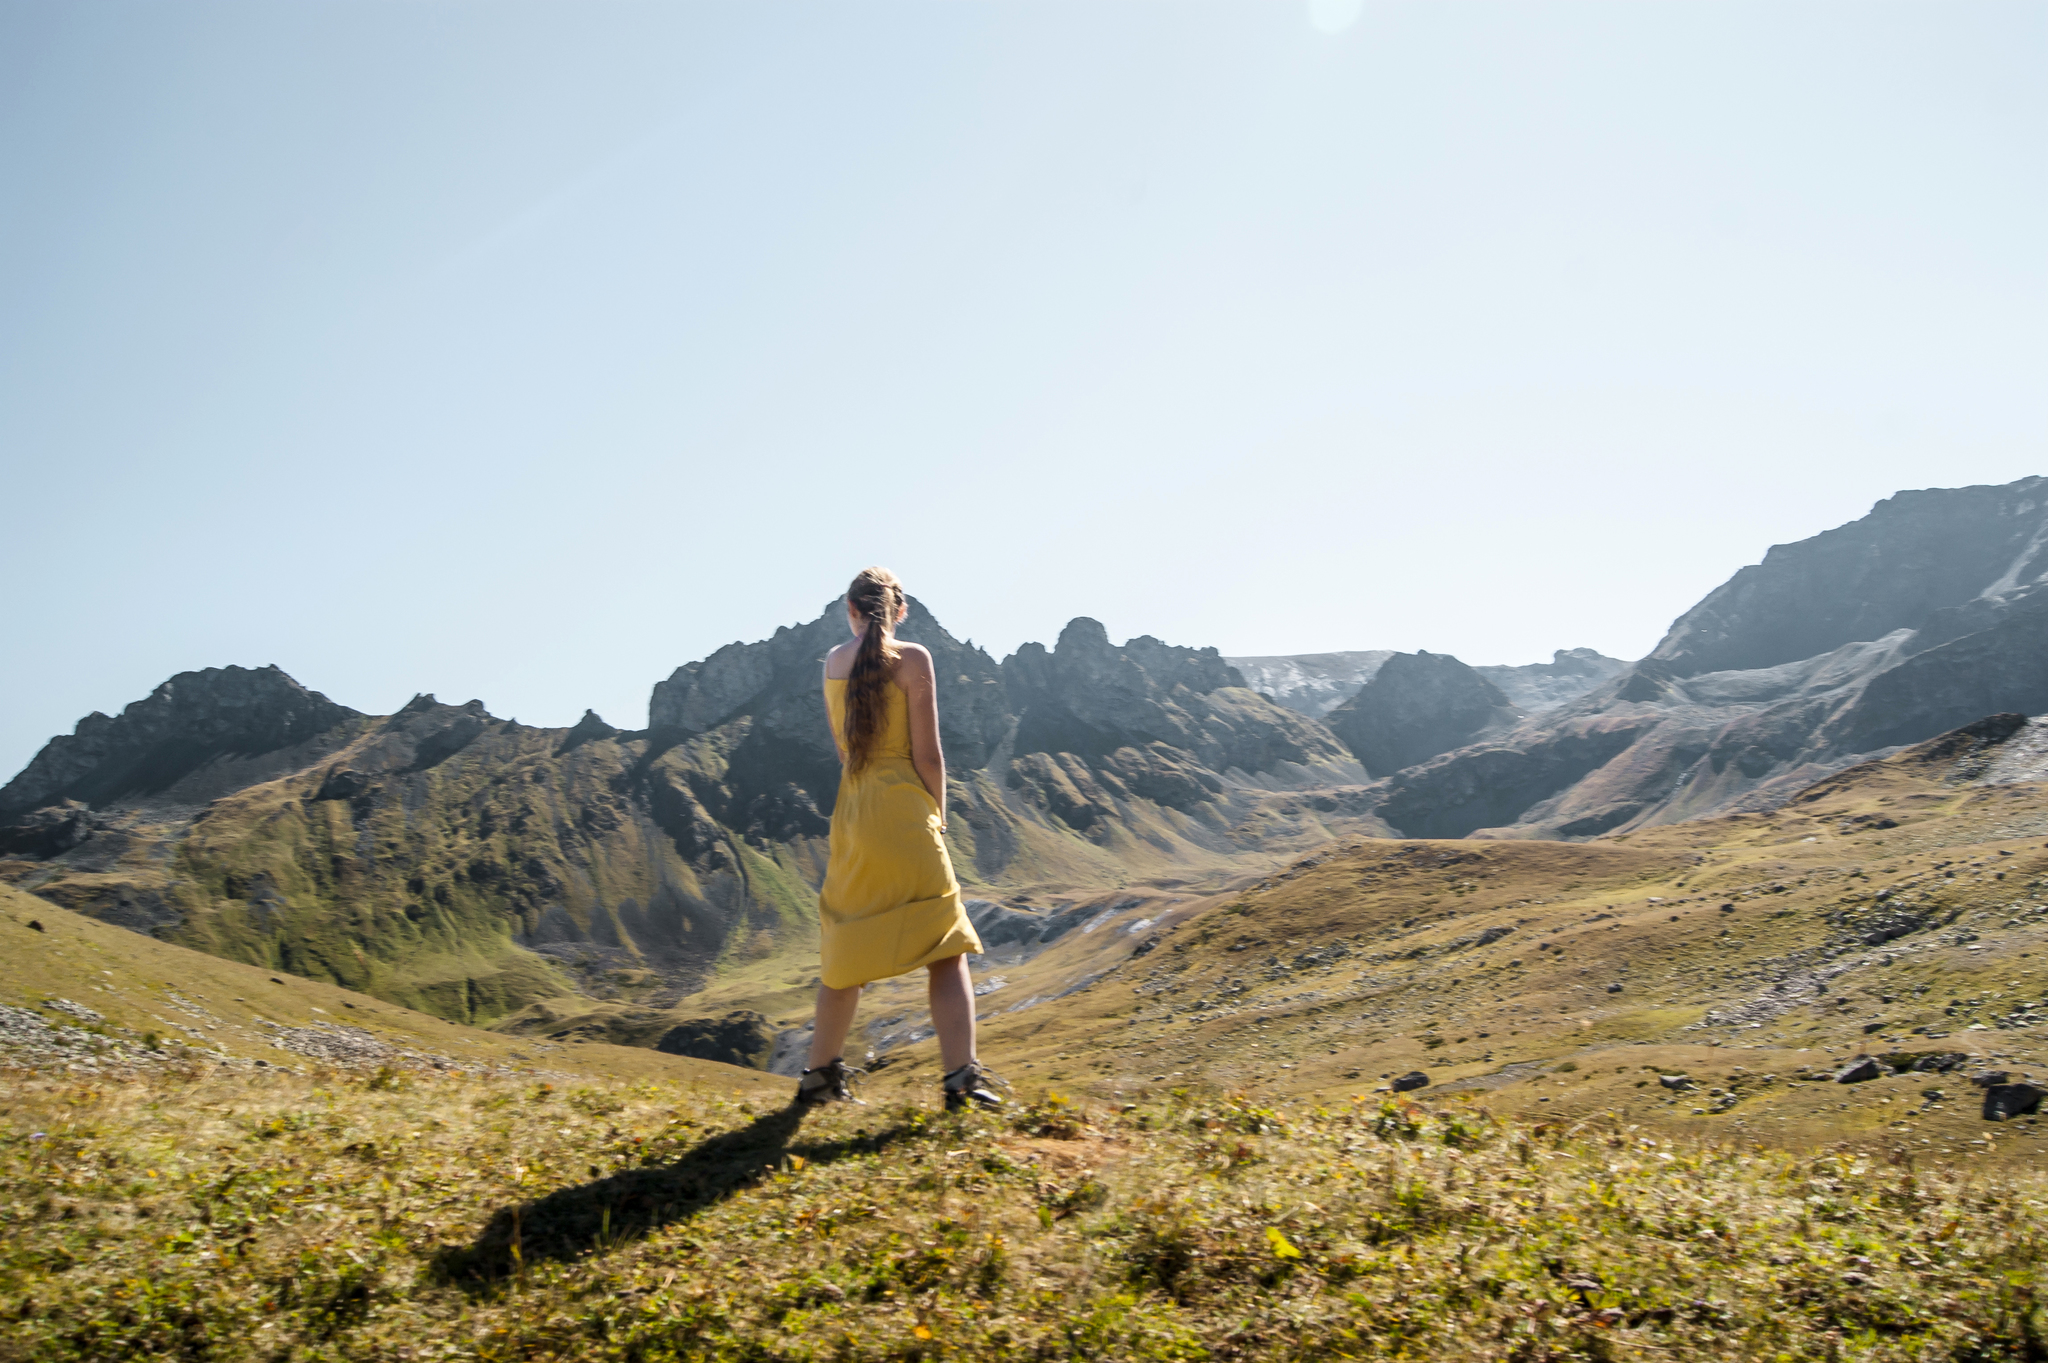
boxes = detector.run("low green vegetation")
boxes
[6,1063,2048,1361]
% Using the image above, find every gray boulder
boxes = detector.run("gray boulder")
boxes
[1391,1070,1429,1092]
[1835,1055,1887,1083]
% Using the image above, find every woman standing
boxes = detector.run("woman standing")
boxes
[796,567,1003,1111]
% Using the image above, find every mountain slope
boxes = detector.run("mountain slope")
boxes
[8,1048,2047,1363]
[0,882,777,1090]
[886,711,2048,1158]
[1376,476,2048,839]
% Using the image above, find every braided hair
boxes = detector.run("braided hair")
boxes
[842,567,906,772]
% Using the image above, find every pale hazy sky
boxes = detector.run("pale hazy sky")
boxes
[2,1,2043,778]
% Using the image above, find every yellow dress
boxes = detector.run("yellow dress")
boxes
[817,678,982,990]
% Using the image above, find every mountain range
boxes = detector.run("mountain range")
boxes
[1379,476,2048,839]
[5,475,2047,1068]
[0,604,1369,1048]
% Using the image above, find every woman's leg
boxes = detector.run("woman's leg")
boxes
[808,982,862,1069]
[927,954,976,1074]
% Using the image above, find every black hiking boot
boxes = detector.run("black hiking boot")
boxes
[942,1060,1006,1112]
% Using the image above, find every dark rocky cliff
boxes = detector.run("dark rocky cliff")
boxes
[999,618,1360,830]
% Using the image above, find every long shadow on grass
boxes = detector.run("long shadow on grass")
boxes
[432,1103,918,1285]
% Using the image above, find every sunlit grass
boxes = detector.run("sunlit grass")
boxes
[5,1065,2048,1360]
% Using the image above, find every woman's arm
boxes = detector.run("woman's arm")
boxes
[897,645,947,825]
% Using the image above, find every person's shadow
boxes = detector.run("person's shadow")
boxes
[431,1103,920,1286]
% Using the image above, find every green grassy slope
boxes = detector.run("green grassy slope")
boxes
[0,884,784,1092]
[6,1066,2048,1361]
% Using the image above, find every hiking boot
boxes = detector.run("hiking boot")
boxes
[943,1060,1006,1112]
[795,1058,866,1106]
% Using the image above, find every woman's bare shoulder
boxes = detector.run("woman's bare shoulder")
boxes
[822,639,859,680]
[893,643,935,686]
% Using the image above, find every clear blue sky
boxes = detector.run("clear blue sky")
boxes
[2,1,2043,778]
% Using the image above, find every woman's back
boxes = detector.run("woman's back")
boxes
[824,676,913,765]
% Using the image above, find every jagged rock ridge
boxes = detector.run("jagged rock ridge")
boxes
[0,665,363,817]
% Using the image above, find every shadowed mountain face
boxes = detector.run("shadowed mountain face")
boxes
[0,666,364,817]
[1379,476,2048,840]
[0,604,1372,1032]
[1001,619,1358,823]
[1648,478,2048,677]
[1323,651,1523,777]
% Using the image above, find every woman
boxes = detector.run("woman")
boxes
[796,567,1003,1111]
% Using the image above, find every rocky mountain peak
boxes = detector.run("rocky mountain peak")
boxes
[0,664,361,817]
[1006,620,1255,759]
[1647,476,2048,678]
[1376,473,2048,841]
[1322,650,1522,777]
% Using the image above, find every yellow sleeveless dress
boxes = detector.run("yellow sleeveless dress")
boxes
[817,679,982,989]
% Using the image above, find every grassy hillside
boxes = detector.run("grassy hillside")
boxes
[14,729,2048,1359]
[6,1063,2048,1361]
[0,884,786,1093]
[842,723,2048,1162]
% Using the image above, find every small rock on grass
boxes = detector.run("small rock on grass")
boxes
[1835,1055,1886,1084]
[1391,1071,1429,1092]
